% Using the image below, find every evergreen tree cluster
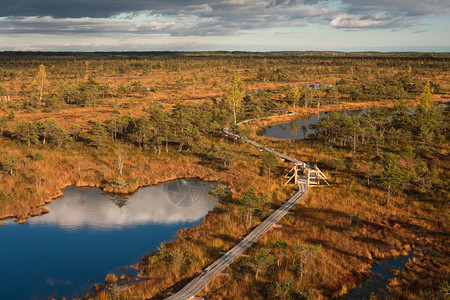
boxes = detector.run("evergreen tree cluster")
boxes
[317,102,447,200]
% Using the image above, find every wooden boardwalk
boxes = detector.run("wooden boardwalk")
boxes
[166,111,312,300]
[165,185,308,300]
[223,111,312,170]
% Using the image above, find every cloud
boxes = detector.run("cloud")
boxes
[329,13,414,29]
[0,0,448,40]
[336,0,449,30]
[0,2,333,37]
[342,0,449,17]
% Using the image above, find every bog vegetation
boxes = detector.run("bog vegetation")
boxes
[0,51,448,299]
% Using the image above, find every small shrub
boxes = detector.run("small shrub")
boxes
[8,110,15,120]
[105,273,118,286]
[267,276,294,299]
[209,183,231,202]
[298,286,316,300]
[31,152,44,161]
[120,100,136,108]
[110,177,128,189]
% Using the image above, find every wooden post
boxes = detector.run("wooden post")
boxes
[294,164,298,185]
[306,170,310,185]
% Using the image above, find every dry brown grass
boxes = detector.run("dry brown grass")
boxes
[91,161,447,299]
[0,126,276,221]
[1,54,448,298]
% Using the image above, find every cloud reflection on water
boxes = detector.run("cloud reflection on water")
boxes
[29,180,217,230]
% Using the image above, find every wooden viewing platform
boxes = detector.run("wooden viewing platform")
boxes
[166,111,323,300]
[285,163,330,186]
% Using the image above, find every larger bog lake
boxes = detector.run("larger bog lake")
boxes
[0,179,218,300]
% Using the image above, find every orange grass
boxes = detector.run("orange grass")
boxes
[1,54,448,299]
[91,162,447,299]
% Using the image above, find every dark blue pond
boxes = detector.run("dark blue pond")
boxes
[340,251,414,299]
[0,179,218,300]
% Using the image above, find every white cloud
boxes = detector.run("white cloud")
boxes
[330,14,395,28]
[0,0,448,50]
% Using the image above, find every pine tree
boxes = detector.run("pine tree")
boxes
[90,121,108,149]
[261,151,280,187]
[240,188,261,227]
[247,248,275,280]
[379,152,404,204]
[1,152,19,176]
[226,72,244,124]
[15,122,39,147]
[419,81,432,111]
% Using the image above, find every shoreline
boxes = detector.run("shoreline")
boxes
[2,99,444,299]
[252,99,418,131]
[0,176,225,225]
[0,99,420,224]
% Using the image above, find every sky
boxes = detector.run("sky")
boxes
[0,0,449,52]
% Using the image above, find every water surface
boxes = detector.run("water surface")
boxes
[258,105,446,140]
[258,109,365,140]
[340,251,414,300]
[0,179,217,300]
